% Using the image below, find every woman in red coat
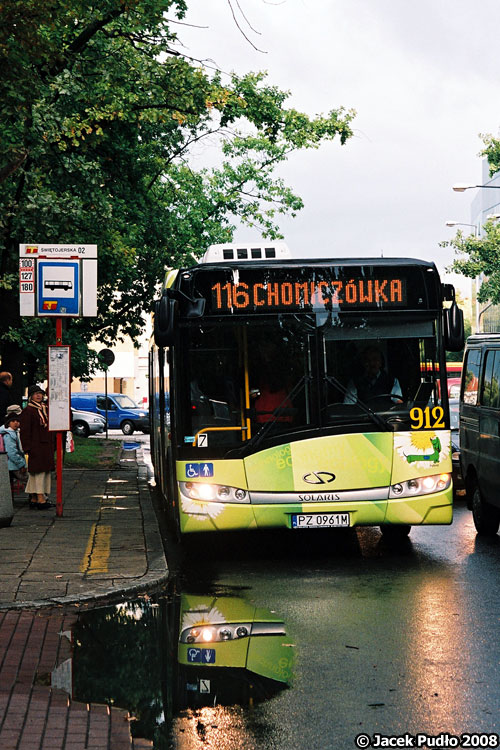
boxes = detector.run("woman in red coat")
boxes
[20,385,55,509]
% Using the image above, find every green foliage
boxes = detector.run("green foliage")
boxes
[440,131,500,319]
[0,0,354,383]
[442,221,500,306]
[480,133,500,177]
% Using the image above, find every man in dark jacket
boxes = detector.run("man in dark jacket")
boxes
[0,372,14,418]
[344,346,402,405]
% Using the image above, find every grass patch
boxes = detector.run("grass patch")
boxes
[64,437,122,469]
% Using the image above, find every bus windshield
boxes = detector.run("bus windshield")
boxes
[178,312,442,456]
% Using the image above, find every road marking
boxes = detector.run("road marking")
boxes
[80,523,112,574]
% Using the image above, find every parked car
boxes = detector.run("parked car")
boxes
[71,408,106,438]
[71,392,149,435]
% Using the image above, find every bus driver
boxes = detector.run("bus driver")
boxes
[344,345,402,405]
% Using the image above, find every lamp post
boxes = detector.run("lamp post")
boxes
[452,183,500,192]
[445,221,478,236]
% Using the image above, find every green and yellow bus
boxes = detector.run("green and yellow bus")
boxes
[150,243,464,537]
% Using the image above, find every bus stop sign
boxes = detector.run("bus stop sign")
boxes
[37,260,80,316]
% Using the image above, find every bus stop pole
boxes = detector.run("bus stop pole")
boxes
[105,366,108,439]
[55,317,63,518]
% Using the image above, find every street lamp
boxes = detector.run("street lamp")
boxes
[445,221,477,236]
[452,183,500,192]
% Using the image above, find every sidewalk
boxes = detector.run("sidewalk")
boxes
[0,446,169,749]
[0,447,169,610]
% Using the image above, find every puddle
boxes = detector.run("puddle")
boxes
[60,589,294,746]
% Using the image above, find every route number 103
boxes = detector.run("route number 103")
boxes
[410,406,445,430]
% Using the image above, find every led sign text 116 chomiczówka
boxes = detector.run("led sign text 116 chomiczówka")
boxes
[211,277,406,312]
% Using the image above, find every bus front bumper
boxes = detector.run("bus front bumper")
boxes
[178,487,453,534]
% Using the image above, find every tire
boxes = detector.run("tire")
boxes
[380,524,411,538]
[121,420,134,435]
[72,421,90,438]
[471,485,500,537]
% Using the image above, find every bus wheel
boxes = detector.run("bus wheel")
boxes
[471,485,500,537]
[121,420,134,435]
[380,524,411,538]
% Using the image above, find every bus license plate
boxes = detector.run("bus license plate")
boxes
[292,513,350,529]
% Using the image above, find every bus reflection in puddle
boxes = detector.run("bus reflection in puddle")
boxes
[175,593,294,710]
[66,590,294,745]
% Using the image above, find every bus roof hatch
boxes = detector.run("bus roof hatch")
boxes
[200,242,292,264]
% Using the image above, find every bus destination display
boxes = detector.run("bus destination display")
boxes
[211,276,407,313]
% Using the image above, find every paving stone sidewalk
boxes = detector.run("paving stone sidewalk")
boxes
[0,607,153,749]
[0,449,169,610]
[0,448,169,748]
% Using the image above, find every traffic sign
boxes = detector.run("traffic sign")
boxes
[98,349,115,366]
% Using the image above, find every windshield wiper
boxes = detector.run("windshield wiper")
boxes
[323,373,391,431]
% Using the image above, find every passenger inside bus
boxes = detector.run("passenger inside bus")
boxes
[250,336,296,427]
[253,375,294,425]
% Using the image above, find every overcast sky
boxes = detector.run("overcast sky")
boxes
[178,0,500,291]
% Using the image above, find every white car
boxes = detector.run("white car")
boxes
[71,409,106,438]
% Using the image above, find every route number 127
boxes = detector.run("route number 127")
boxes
[410,406,445,430]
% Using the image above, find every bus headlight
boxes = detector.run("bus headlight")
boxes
[180,623,253,643]
[389,473,451,498]
[180,482,249,503]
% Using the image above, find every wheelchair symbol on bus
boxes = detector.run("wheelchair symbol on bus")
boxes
[187,648,216,664]
[185,463,213,479]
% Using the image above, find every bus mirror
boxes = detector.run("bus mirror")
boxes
[186,298,205,318]
[443,301,464,352]
[154,296,177,347]
[167,287,205,318]
[441,283,456,302]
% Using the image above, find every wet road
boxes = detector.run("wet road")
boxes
[168,499,500,749]
[64,441,500,748]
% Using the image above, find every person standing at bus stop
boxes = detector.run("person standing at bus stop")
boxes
[20,385,55,509]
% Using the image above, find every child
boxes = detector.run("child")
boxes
[0,406,28,491]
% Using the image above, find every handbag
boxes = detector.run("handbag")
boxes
[65,431,75,453]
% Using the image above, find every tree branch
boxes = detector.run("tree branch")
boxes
[0,151,28,185]
[66,7,126,57]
